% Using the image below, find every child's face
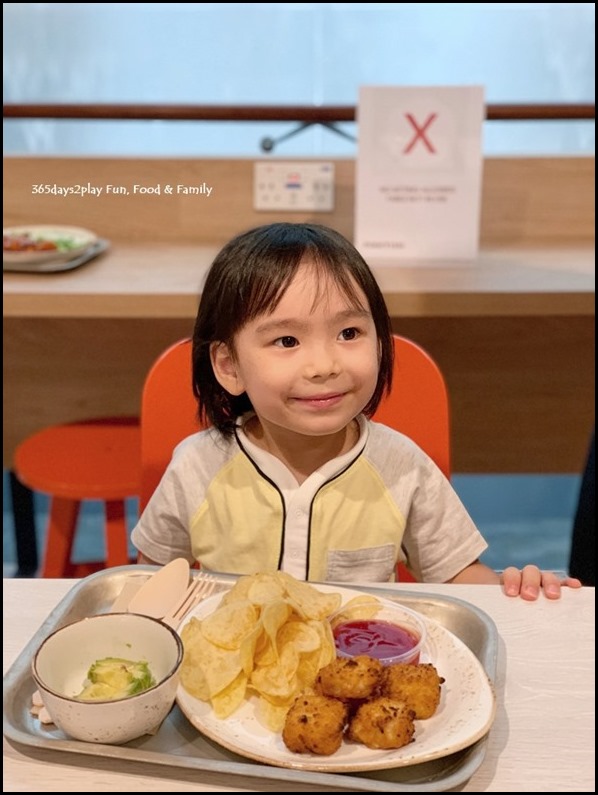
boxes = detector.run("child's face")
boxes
[212,261,379,442]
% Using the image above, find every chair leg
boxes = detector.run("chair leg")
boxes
[9,471,38,577]
[105,500,131,568]
[42,498,80,577]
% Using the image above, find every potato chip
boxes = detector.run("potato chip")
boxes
[247,573,286,605]
[277,620,321,654]
[260,600,292,655]
[295,649,321,691]
[218,575,255,605]
[210,671,248,719]
[180,616,204,657]
[179,654,210,701]
[279,641,301,681]
[180,619,211,699]
[329,595,381,629]
[188,639,243,697]
[238,622,263,677]
[179,572,378,730]
[308,618,337,669]
[251,666,293,700]
[250,646,299,700]
[253,632,278,668]
[201,599,259,650]
[276,572,342,619]
[282,596,308,620]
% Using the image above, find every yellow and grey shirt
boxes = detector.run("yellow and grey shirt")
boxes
[131,416,487,583]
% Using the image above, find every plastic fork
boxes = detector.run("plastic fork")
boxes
[161,573,218,629]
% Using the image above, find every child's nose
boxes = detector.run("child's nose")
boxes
[305,344,340,378]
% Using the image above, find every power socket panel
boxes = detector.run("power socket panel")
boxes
[254,162,334,211]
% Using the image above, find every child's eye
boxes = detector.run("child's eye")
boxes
[274,336,299,348]
[339,327,359,341]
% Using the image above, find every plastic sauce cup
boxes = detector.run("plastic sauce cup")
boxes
[330,601,426,665]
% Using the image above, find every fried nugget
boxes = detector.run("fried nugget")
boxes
[315,655,383,701]
[282,694,349,756]
[380,663,445,719]
[347,697,415,750]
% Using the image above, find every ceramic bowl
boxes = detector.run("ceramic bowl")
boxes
[32,612,183,744]
[329,599,427,665]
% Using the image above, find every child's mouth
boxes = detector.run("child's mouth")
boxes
[294,393,345,409]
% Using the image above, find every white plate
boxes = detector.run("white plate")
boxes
[3,225,98,265]
[2,239,109,273]
[176,584,496,773]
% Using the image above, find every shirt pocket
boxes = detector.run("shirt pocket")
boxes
[325,543,396,583]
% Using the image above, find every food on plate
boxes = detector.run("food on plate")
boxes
[283,658,444,756]
[75,657,156,701]
[347,697,416,750]
[3,232,81,253]
[330,598,426,665]
[315,655,383,701]
[282,693,349,755]
[328,594,382,626]
[180,575,447,758]
[334,619,421,659]
[180,572,344,729]
[380,662,445,719]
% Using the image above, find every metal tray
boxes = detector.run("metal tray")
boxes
[3,567,498,792]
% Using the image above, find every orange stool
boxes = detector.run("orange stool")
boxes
[13,417,141,577]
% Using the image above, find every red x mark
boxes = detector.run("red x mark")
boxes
[403,113,438,154]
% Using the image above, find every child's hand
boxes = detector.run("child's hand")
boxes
[501,565,582,600]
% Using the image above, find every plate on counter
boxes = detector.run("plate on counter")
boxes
[3,225,98,266]
[3,238,109,273]
[176,584,497,773]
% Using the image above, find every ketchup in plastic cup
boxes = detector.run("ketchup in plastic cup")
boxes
[330,601,426,665]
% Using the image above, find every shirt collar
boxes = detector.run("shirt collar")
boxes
[235,413,369,489]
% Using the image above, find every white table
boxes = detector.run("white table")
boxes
[3,579,595,792]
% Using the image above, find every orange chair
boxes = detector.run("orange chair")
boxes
[13,417,141,577]
[139,335,450,582]
[140,338,206,512]
[373,336,450,479]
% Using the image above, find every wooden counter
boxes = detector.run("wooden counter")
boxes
[3,242,594,319]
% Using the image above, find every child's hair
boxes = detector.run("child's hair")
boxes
[192,222,394,435]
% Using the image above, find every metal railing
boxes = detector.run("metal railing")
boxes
[4,103,594,153]
[3,102,595,121]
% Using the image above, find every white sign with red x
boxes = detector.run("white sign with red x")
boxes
[355,85,484,262]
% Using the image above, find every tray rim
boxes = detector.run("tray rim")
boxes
[3,567,498,793]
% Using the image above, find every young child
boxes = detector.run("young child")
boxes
[132,222,581,600]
